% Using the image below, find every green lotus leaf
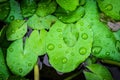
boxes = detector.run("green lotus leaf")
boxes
[0,2,10,21]
[7,38,37,76]
[56,0,79,11]
[0,48,9,80]
[97,0,120,20]
[83,0,120,62]
[27,14,57,30]
[25,29,47,56]
[55,6,85,23]
[84,64,113,80]
[84,71,102,80]
[20,0,37,18]
[6,20,27,41]
[36,0,57,17]
[5,0,23,23]
[46,20,93,73]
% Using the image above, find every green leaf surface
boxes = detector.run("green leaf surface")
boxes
[7,39,37,76]
[83,0,120,62]
[0,2,10,20]
[6,20,27,41]
[84,64,113,80]
[55,6,85,23]
[97,0,120,20]
[36,0,57,17]
[5,0,23,23]
[20,0,37,18]
[56,0,79,11]
[25,29,47,56]
[46,20,93,73]
[0,48,9,80]
[27,14,57,30]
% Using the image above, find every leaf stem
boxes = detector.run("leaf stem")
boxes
[34,62,40,80]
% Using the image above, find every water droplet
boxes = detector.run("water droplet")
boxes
[16,19,20,22]
[80,28,84,31]
[92,46,102,54]
[47,44,55,50]
[28,63,32,66]
[81,33,88,40]
[57,28,62,32]
[9,48,13,52]
[105,4,113,11]
[71,52,75,56]
[58,44,62,48]
[79,47,87,55]
[9,16,14,20]
[19,68,23,73]
[62,57,67,64]
[115,40,120,52]
[80,21,84,26]
[105,52,110,56]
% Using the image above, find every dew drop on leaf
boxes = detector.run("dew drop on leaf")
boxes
[47,44,55,50]
[92,46,102,54]
[81,33,88,40]
[19,68,23,73]
[62,57,67,64]
[79,47,87,55]
[105,52,110,56]
[28,63,32,67]
[9,15,14,20]
[9,48,13,52]
[105,4,113,11]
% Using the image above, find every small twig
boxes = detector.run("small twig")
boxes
[101,59,120,67]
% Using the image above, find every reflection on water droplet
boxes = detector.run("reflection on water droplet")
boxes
[105,4,113,11]
[115,40,120,52]
[10,16,14,20]
[92,46,102,54]
[58,44,62,48]
[19,68,23,73]
[80,22,84,26]
[79,47,87,55]
[57,28,62,32]
[81,33,88,40]
[47,44,55,50]
[62,57,67,64]
[9,48,13,52]
[105,52,110,56]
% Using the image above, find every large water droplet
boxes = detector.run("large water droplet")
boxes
[80,21,84,26]
[79,47,87,55]
[47,44,55,50]
[58,34,62,38]
[92,46,102,54]
[81,33,88,40]
[105,4,113,11]
[19,68,23,73]
[9,16,14,20]
[9,48,13,52]
[62,57,67,64]
[115,40,120,52]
